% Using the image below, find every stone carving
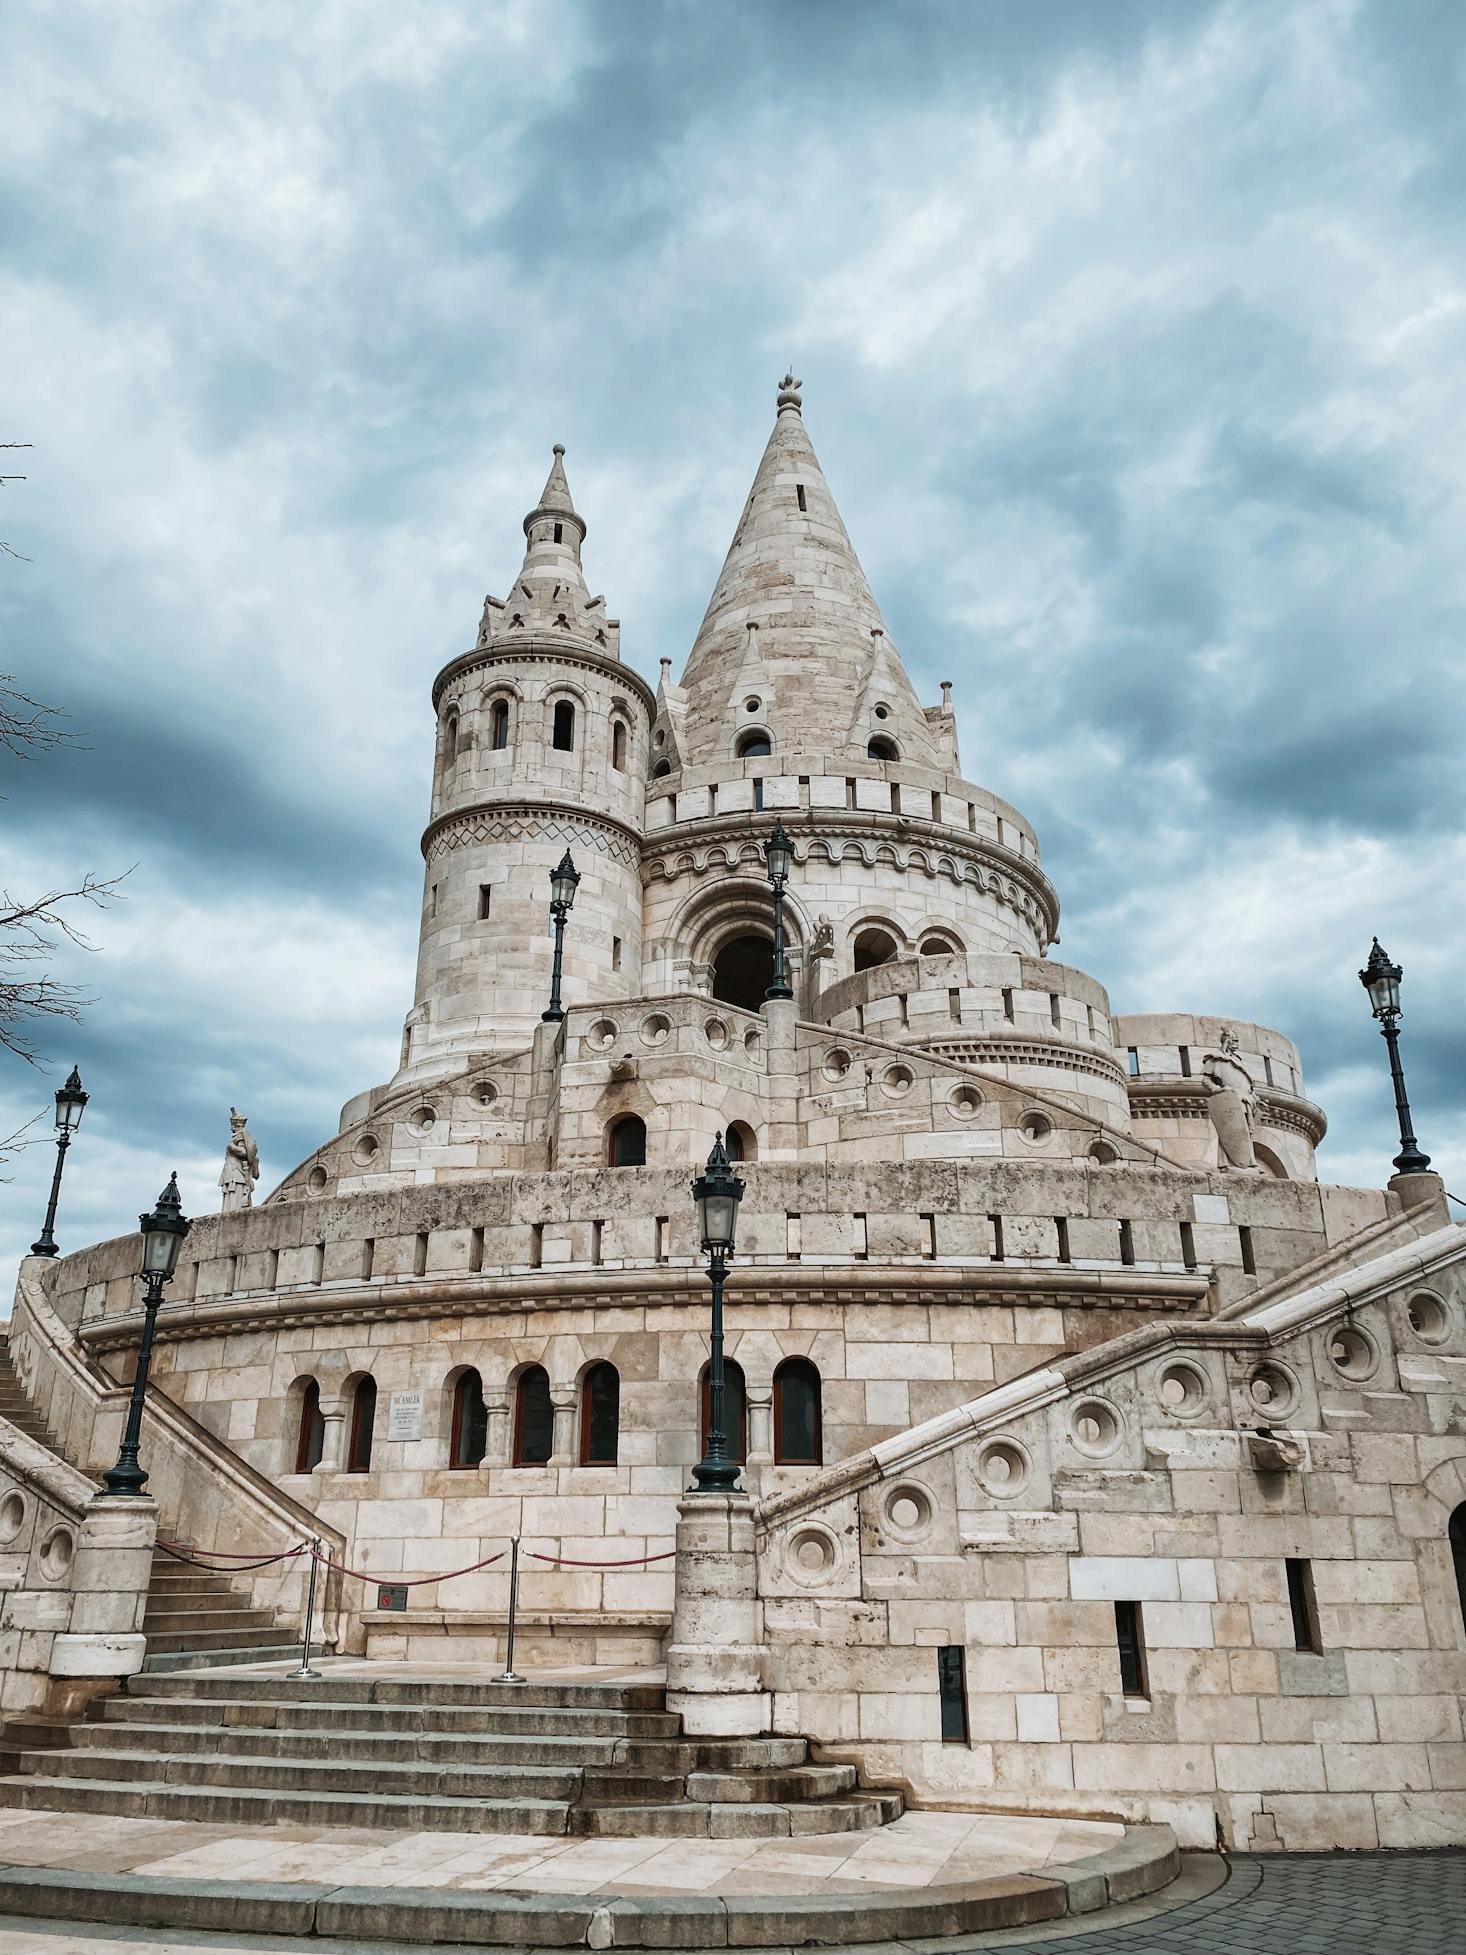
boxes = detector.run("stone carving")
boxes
[809,914,835,961]
[1200,1038,1260,1171]
[219,1109,260,1212]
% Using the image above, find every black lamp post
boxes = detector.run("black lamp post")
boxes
[764,819,794,1001]
[30,1066,87,1257]
[1359,938,1431,1176]
[541,849,581,1023]
[100,1174,191,1498]
[690,1133,745,1494]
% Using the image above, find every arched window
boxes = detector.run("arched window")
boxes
[736,731,772,758]
[867,735,899,761]
[652,759,671,779]
[580,1363,620,1466]
[711,934,774,1012]
[346,1376,377,1474]
[611,720,627,771]
[444,714,459,769]
[552,700,575,751]
[490,699,510,751]
[449,1369,488,1469]
[853,928,898,972]
[608,1114,647,1167]
[725,1121,757,1163]
[920,936,958,957]
[513,1365,554,1466]
[1451,1504,1466,1637]
[294,1380,324,1474]
[773,1358,823,1465]
[699,1358,747,1465]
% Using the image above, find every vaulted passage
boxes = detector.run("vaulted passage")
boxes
[712,934,773,1013]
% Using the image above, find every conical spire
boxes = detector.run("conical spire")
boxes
[675,377,939,772]
[477,445,619,655]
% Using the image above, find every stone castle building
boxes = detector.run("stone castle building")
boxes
[5,376,1464,1867]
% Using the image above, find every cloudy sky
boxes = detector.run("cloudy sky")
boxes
[3,0,1463,1272]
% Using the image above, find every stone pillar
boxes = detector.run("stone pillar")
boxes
[49,1492,157,1681]
[664,1493,769,1736]
[525,1020,564,1173]
[1389,1169,1447,1215]
[746,1389,773,1465]
[315,1397,347,1474]
[483,1392,512,1467]
[549,1390,577,1468]
[761,995,800,1161]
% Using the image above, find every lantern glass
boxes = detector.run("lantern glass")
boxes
[54,1067,87,1135]
[139,1174,189,1280]
[1360,939,1403,1020]
[691,1136,744,1253]
[765,822,793,884]
[549,850,580,910]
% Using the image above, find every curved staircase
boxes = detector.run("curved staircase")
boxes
[0,1669,901,1839]
[140,1550,299,1671]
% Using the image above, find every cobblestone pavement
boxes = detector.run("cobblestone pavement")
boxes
[989,1849,1466,1955]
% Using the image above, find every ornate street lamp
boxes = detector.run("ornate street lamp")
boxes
[1359,938,1431,1176]
[764,819,794,1002]
[541,849,581,1023]
[30,1066,88,1258]
[690,1133,745,1493]
[100,1174,191,1498]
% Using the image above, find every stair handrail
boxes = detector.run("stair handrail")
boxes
[9,1259,345,1648]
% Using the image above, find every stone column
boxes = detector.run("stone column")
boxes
[483,1392,512,1467]
[315,1397,348,1475]
[525,1019,564,1173]
[746,1389,773,1466]
[1388,1169,1447,1215]
[549,1390,577,1468]
[49,1492,157,1683]
[664,1492,769,1736]
[761,995,800,1161]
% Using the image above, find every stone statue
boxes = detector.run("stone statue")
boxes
[809,914,835,960]
[219,1108,260,1212]
[1200,1042,1261,1172]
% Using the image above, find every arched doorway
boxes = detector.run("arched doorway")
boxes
[712,934,774,1013]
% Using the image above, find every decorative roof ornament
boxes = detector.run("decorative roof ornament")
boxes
[776,370,803,415]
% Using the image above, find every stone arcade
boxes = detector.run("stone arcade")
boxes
[3,377,1464,1868]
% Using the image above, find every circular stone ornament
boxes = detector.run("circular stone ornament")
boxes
[976,1439,1030,1498]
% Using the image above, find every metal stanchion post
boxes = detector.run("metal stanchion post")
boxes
[496,1536,525,1684]
[291,1538,322,1680]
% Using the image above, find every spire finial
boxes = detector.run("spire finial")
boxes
[776,371,802,415]
[553,443,565,457]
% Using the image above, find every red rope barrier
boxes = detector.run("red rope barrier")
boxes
[309,1543,508,1587]
[158,1541,307,1572]
[525,1548,676,1568]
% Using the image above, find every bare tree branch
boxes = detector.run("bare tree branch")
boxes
[1,675,77,762]
[0,872,131,1065]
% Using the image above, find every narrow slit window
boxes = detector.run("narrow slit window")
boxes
[346,1377,377,1474]
[529,1222,543,1269]
[612,936,622,971]
[1050,993,1062,1029]
[753,777,764,811]
[1286,1558,1321,1653]
[795,483,807,512]
[490,699,510,750]
[413,1231,428,1277]
[591,1219,603,1266]
[1115,1600,1148,1697]
[552,700,575,751]
[989,1214,1004,1262]
[1127,1047,1140,1076]
[931,790,942,821]
[1119,1219,1135,1266]
[1239,1225,1256,1275]
[948,988,961,1022]
[853,1213,868,1260]
[1055,1216,1071,1264]
[478,884,492,921]
[1002,987,1015,1023]
[295,1381,325,1474]
[921,1213,937,1259]
[1264,1055,1275,1086]
[938,1646,970,1745]
[469,1227,484,1274]
[360,1240,374,1281]
[786,1213,802,1261]
[1178,1045,1192,1077]
[553,522,563,543]
[656,1216,670,1262]
[1180,1221,1197,1270]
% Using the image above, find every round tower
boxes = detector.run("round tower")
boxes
[401,448,654,1080]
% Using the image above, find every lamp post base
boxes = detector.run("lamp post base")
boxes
[99,1457,149,1500]
[689,1454,742,1494]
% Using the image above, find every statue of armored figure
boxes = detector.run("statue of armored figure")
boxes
[809,914,835,961]
[1200,1035,1262,1172]
[219,1108,261,1212]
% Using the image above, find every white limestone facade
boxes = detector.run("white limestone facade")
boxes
[11,376,1464,1855]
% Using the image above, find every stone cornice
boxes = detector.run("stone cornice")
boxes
[922,1034,1128,1088]
[80,1263,1211,1353]
[421,798,644,865]
[640,809,1060,943]
[432,641,657,719]
[1126,1076,1326,1145]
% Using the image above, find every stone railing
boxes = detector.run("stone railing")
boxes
[0,1413,154,1713]
[9,1258,344,1649]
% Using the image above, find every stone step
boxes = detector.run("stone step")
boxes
[0,1772,898,1839]
[142,1626,301,1655]
[142,1608,284,1635]
[142,1644,306,1675]
[82,1717,810,1773]
[110,1694,680,1738]
[46,1739,856,1809]
[126,1673,669,1712]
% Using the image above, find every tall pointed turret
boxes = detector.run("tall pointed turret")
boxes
[477,445,618,655]
[674,376,940,773]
